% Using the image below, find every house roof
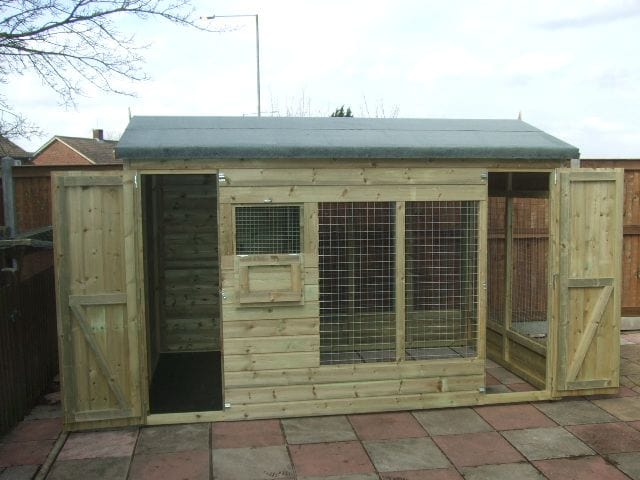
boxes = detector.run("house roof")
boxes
[0,135,30,159]
[35,136,119,164]
[116,116,580,161]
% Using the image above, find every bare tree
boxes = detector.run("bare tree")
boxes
[0,0,211,138]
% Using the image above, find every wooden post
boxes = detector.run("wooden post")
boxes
[1,157,19,237]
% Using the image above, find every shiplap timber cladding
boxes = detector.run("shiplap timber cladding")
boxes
[553,169,623,394]
[155,175,220,352]
[218,167,488,409]
[53,172,143,428]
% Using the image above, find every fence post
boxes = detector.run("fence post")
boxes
[2,156,20,238]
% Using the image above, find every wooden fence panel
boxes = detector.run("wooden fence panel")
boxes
[0,265,57,436]
[582,160,640,315]
[1,164,122,235]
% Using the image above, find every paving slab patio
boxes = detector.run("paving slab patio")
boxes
[533,399,618,425]
[431,431,524,468]
[46,457,130,480]
[533,455,630,480]
[57,429,138,461]
[211,419,284,448]
[379,468,463,479]
[474,404,557,430]
[0,465,39,480]
[460,462,545,480]
[130,450,210,480]
[363,437,450,472]
[348,412,426,440]
[282,416,357,444]
[592,396,640,421]
[2,331,640,479]
[501,426,594,460]
[412,408,492,435]
[135,423,209,455]
[212,445,294,480]
[608,452,640,480]
[289,441,374,477]
[567,422,640,454]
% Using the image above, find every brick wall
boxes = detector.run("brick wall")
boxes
[33,140,91,165]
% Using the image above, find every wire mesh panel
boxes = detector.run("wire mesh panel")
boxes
[235,206,301,254]
[510,198,549,342]
[405,201,479,360]
[488,197,506,325]
[319,202,396,365]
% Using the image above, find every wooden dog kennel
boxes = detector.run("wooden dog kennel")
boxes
[52,117,622,430]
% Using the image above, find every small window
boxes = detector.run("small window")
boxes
[235,206,301,255]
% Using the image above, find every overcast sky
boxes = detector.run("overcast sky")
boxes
[9,0,640,157]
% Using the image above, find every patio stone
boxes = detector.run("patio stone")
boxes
[474,404,556,430]
[486,366,523,385]
[486,384,511,393]
[282,416,356,444]
[130,450,209,480]
[0,465,40,480]
[363,437,450,472]
[432,431,523,468]
[502,427,594,460]
[348,412,425,440]
[485,358,501,368]
[3,419,62,443]
[136,423,209,454]
[212,419,284,448]
[622,362,640,375]
[301,475,379,480]
[460,463,545,479]
[485,373,501,385]
[567,422,640,454]
[508,383,537,392]
[380,468,463,479]
[609,452,640,479]
[47,457,130,480]
[533,456,629,479]
[289,441,374,477]
[0,440,55,467]
[534,400,617,425]
[212,446,293,480]
[57,429,137,460]
[413,408,492,435]
[593,397,640,421]
[22,405,61,421]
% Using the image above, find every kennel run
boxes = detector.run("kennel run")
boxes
[53,117,623,431]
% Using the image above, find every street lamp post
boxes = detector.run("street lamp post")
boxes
[202,14,261,117]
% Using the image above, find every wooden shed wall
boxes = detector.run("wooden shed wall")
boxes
[216,166,489,416]
[151,175,220,353]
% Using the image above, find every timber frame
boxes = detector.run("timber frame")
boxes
[52,117,624,430]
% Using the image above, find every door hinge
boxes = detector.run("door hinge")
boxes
[134,174,138,189]
[554,171,557,185]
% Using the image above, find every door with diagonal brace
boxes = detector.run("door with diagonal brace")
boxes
[53,172,143,428]
[551,169,623,395]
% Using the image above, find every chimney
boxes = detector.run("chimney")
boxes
[92,129,104,141]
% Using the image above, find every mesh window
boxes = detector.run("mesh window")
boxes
[405,201,479,360]
[319,202,396,365]
[235,206,301,254]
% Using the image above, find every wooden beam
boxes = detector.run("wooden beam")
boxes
[565,286,613,382]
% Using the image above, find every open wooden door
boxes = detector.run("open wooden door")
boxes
[551,169,623,396]
[53,171,143,429]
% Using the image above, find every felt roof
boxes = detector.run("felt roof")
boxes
[116,116,579,161]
